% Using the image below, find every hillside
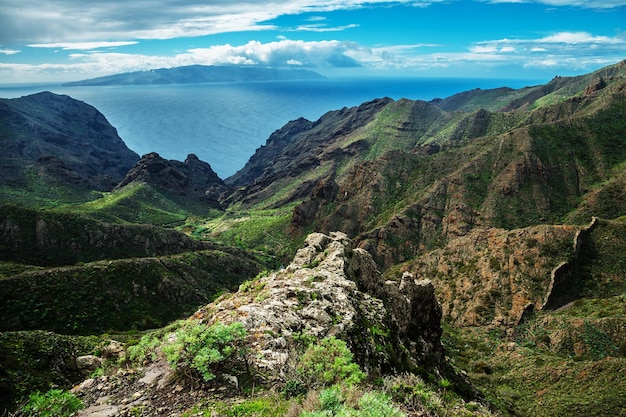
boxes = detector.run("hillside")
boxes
[63,64,325,86]
[1,60,625,416]
[0,92,139,195]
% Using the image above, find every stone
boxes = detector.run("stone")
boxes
[76,355,103,372]
[200,231,444,376]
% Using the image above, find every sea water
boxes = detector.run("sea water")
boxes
[0,78,542,179]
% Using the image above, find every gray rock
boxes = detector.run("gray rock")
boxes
[76,355,102,372]
[201,231,444,376]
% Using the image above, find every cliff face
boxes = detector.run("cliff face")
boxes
[0,92,139,189]
[115,152,229,208]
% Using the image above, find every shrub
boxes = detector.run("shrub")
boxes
[162,321,247,381]
[358,391,405,417]
[300,386,406,417]
[20,389,83,417]
[296,336,365,388]
[127,333,161,364]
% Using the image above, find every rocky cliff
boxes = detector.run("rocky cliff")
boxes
[0,91,139,190]
[115,152,229,209]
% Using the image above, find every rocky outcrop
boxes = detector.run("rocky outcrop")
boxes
[0,91,139,188]
[115,152,229,208]
[543,217,599,310]
[65,232,455,416]
[197,231,444,375]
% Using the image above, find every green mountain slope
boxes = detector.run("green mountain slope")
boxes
[1,61,625,416]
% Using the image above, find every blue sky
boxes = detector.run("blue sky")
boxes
[0,0,624,83]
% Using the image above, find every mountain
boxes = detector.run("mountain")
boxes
[1,61,625,416]
[115,152,230,209]
[0,91,139,196]
[225,61,626,263]
[62,64,325,86]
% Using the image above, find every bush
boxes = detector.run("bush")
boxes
[20,389,83,417]
[296,336,365,388]
[300,386,406,417]
[127,333,161,364]
[162,321,247,381]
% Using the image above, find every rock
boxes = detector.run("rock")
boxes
[583,77,606,95]
[199,231,445,376]
[76,355,103,372]
[72,378,96,393]
[101,340,125,360]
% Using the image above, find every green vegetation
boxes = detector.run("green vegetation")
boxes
[63,182,221,225]
[162,321,247,381]
[129,321,248,382]
[442,294,626,417]
[19,389,83,417]
[0,168,99,209]
[296,336,365,388]
[0,330,99,412]
[201,205,302,264]
[301,386,406,417]
[0,250,260,334]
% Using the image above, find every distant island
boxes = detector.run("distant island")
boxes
[63,65,326,86]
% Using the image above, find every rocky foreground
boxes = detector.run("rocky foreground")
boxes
[68,232,471,416]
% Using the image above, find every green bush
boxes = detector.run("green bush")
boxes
[20,389,83,417]
[357,391,406,417]
[296,336,365,388]
[161,321,247,381]
[300,386,406,417]
[127,333,161,364]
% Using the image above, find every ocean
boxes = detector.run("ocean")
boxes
[0,77,543,179]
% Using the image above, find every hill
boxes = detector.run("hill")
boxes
[1,60,625,416]
[62,64,325,86]
[0,91,140,208]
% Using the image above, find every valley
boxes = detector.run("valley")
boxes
[0,60,625,416]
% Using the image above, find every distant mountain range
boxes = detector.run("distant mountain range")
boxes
[62,65,325,86]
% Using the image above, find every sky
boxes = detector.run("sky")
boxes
[0,0,625,84]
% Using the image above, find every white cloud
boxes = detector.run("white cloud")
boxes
[293,23,360,32]
[444,31,626,72]
[484,0,626,8]
[0,0,438,44]
[0,39,367,83]
[538,32,621,44]
[27,41,139,50]
[473,31,626,52]
[0,49,21,55]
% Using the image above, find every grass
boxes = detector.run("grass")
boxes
[60,181,221,226]
[200,205,301,265]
